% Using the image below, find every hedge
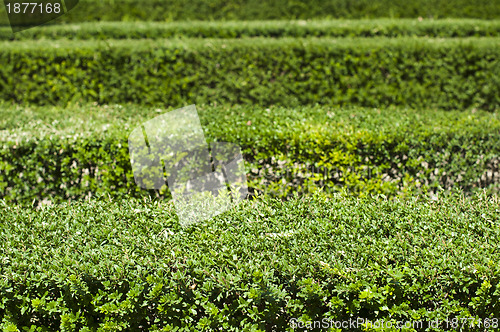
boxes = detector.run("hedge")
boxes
[1,103,498,205]
[1,37,499,110]
[1,0,500,25]
[2,19,500,40]
[1,192,500,331]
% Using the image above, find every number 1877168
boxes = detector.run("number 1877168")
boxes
[6,2,62,14]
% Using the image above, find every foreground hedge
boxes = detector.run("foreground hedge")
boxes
[0,104,498,205]
[1,0,499,25]
[1,192,499,331]
[1,37,499,110]
[3,19,500,40]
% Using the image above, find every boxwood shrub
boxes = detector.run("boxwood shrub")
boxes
[0,37,499,110]
[0,104,498,205]
[1,192,499,331]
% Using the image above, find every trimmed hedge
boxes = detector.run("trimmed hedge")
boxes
[2,0,500,25]
[0,104,498,205]
[1,192,500,330]
[3,19,500,40]
[0,37,499,110]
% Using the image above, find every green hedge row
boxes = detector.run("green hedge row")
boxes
[2,0,499,25]
[1,37,499,110]
[1,104,498,205]
[1,192,500,330]
[3,19,500,40]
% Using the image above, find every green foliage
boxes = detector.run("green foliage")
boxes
[2,19,500,40]
[0,192,499,330]
[0,11,498,330]
[0,37,499,110]
[0,104,498,204]
[1,0,499,25]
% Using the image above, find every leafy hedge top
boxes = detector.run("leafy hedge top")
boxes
[1,191,499,282]
[1,192,499,330]
[2,35,499,52]
[1,103,499,144]
[2,19,500,40]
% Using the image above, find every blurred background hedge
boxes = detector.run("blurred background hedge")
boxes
[1,0,500,25]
